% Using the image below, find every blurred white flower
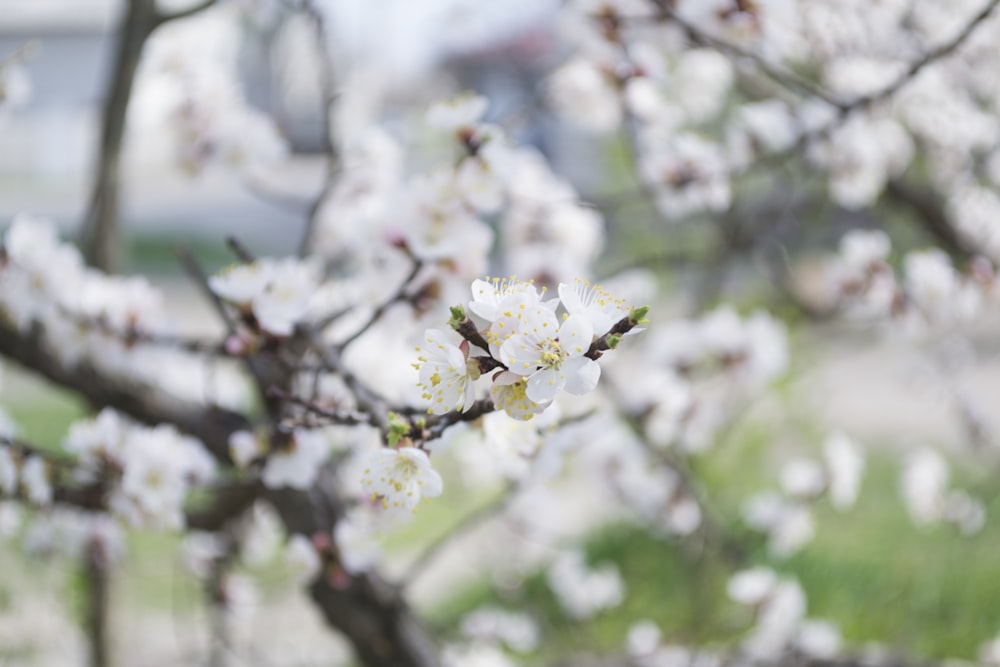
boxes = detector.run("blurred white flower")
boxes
[549,57,622,133]
[823,433,865,510]
[547,550,625,620]
[901,448,948,525]
[360,447,443,513]
[21,456,51,506]
[285,534,321,582]
[427,93,489,132]
[728,567,778,606]
[262,429,330,491]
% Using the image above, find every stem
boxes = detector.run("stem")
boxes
[80,0,160,272]
[84,539,113,667]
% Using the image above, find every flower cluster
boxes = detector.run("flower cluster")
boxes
[414,277,646,420]
[0,217,245,407]
[209,257,323,337]
[728,568,842,661]
[65,409,217,529]
[743,433,866,558]
[828,229,998,333]
[133,10,287,175]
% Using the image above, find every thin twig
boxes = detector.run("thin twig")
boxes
[649,2,844,109]
[335,259,424,350]
[267,386,373,427]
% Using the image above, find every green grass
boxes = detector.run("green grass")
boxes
[429,427,1000,664]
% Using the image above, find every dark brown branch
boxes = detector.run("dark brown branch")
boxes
[80,0,159,271]
[152,0,219,28]
[186,480,262,532]
[299,0,342,256]
[883,178,976,261]
[0,318,249,462]
[84,539,113,667]
[80,0,223,271]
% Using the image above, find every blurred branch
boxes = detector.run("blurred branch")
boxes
[152,0,219,28]
[648,2,843,109]
[299,1,342,256]
[335,258,423,351]
[853,0,1000,109]
[80,0,222,272]
[80,0,158,271]
[206,525,239,667]
[883,178,976,261]
[0,318,249,461]
[84,539,113,667]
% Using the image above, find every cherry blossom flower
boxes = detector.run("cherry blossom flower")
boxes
[468,276,546,324]
[334,509,381,574]
[262,429,331,491]
[360,447,443,513]
[547,550,625,620]
[489,372,551,421]
[823,433,864,510]
[426,93,489,132]
[21,456,51,506]
[415,329,478,415]
[549,57,622,133]
[252,259,320,336]
[500,307,599,403]
[0,446,17,496]
[285,534,321,583]
[728,567,778,606]
[558,278,631,334]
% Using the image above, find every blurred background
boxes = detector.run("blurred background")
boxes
[3,2,1000,666]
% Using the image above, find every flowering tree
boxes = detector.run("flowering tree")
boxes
[1,1,1000,666]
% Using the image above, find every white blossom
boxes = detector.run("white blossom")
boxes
[415,329,477,415]
[728,567,778,606]
[547,550,625,620]
[427,93,489,132]
[558,279,631,335]
[500,307,600,403]
[334,509,381,574]
[360,447,443,513]
[262,429,331,491]
[285,534,321,582]
[823,433,865,509]
[21,456,51,506]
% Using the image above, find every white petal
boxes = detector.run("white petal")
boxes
[500,334,543,375]
[563,356,600,395]
[420,468,444,498]
[559,313,594,357]
[526,368,563,403]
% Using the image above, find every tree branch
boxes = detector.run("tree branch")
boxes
[298,1,343,256]
[883,178,976,261]
[0,318,249,461]
[80,0,160,272]
[152,0,219,29]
